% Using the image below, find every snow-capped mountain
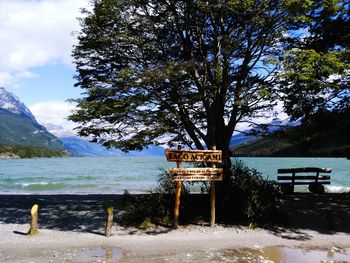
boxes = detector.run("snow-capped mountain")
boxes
[0,87,66,151]
[0,87,37,123]
[59,136,165,157]
[43,123,77,138]
[42,122,165,157]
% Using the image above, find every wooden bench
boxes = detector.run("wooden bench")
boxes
[277,167,331,193]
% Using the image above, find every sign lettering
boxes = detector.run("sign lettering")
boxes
[169,167,223,175]
[170,167,223,181]
[165,149,222,163]
[172,174,223,181]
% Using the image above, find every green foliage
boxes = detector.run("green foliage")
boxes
[70,0,313,165]
[280,49,349,118]
[0,144,68,158]
[218,160,282,225]
[279,0,349,119]
[120,171,190,227]
[120,191,171,227]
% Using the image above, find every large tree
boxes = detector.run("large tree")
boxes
[70,0,311,170]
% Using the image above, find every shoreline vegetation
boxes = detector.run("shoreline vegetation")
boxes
[1,193,350,262]
[0,144,68,159]
[230,139,350,158]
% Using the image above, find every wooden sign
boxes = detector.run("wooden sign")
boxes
[169,167,223,181]
[165,149,222,163]
[166,146,223,228]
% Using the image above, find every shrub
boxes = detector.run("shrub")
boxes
[120,170,190,227]
[120,161,282,227]
[218,159,282,225]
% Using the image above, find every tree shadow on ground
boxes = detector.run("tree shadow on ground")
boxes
[269,193,350,239]
[0,194,171,235]
[2,193,350,238]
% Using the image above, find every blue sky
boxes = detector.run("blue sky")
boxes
[0,0,90,130]
[0,0,287,133]
[16,64,82,105]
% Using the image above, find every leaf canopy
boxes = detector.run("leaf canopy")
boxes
[70,0,313,154]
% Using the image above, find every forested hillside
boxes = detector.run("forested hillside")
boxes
[231,109,350,157]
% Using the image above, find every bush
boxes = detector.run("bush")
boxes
[218,159,282,225]
[120,161,282,228]
[120,170,190,227]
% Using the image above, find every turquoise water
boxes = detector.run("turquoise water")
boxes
[0,157,349,194]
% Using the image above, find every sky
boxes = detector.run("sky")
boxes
[0,0,90,130]
[0,0,287,134]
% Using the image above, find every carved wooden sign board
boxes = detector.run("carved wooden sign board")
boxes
[165,149,223,181]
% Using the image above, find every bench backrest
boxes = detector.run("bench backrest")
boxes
[277,167,331,184]
[277,167,332,174]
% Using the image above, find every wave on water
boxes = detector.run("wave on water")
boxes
[1,176,48,182]
[61,175,101,181]
[10,182,99,191]
[15,182,70,191]
[325,185,350,193]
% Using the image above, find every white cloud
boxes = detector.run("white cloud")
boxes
[0,72,13,85]
[29,100,77,131]
[234,100,288,134]
[0,0,90,86]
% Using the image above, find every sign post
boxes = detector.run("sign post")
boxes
[174,145,182,228]
[210,146,216,227]
[165,146,223,227]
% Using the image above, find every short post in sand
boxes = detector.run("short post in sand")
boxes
[28,204,39,235]
[105,206,114,237]
[210,146,216,227]
[106,247,113,261]
[174,145,182,228]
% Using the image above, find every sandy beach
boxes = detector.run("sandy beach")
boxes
[1,194,350,262]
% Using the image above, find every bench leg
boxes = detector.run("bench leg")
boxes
[308,183,325,194]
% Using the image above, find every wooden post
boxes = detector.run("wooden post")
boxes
[210,146,216,227]
[106,247,113,262]
[28,204,39,235]
[174,145,182,228]
[105,206,114,237]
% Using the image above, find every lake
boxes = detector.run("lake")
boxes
[0,157,349,194]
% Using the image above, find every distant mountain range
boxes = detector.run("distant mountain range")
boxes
[43,123,165,157]
[59,136,165,157]
[0,87,165,157]
[0,87,66,153]
[229,118,301,147]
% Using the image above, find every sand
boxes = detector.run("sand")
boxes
[1,194,350,262]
